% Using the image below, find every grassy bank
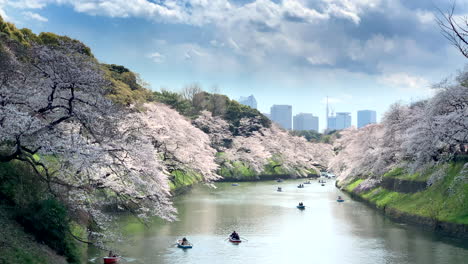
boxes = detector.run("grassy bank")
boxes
[0,161,84,264]
[0,207,68,264]
[339,161,468,227]
[217,153,318,180]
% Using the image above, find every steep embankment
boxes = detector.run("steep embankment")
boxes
[0,207,68,264]
[337,161,468,237]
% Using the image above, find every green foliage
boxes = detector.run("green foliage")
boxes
[347,162,468,224]
[263,157,289,175]
[290,130,322,142]
[0,16,93,57]
[0,161,45,207]
[0,160,80,262]
[382,167,405,178]
[152,89,271,132]
[168,170,203,190]
[103,64,152,106]
[224,99,271,131]
[152,90,195,117]
[383,166,437,182]
[0,19,28,45]
[217,161,258,179]
[0,208,64,264]
[344,179,363,192]
[16,199,79,263]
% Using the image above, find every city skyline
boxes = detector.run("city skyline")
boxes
[239,94,376,132]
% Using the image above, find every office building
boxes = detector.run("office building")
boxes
[293,113,319,132]
[358,110,377,128]
[238,95,257,109]
[328,112,351,130]
[270,105,292,130]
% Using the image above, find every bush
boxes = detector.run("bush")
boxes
[0,160,80,263]
[16,199,79,263]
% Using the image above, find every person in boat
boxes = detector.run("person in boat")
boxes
[108,251,113,257]
[181,237,189,245]
[299,202,303,206]
[338,196,342,200]
[230,231,240,240]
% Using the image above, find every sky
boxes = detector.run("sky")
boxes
[1,0,467,131]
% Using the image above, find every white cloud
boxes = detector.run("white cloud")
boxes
[22,11,48,22]
[148,52,164,63]
[415,10,434,25]
[0,0,8,20]
[228,38,240,51]
[9,0,47,9]
[307,55,334,65]
[378,73,431,92]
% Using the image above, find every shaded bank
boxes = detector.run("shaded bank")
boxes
[336,161,468,239]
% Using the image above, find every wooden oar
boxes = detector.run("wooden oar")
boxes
[240,237,249,241]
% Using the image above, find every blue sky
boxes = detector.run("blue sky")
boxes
[1,0,467,131]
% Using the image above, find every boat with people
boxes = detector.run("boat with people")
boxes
[303,181,311,184]
[321,183,325,186]
[104,251,119,264]
[229,237,242,243]
[276,178,283,183]
[232,183,239,186]
[297,184,304,188]
[229,231,242,243]
[177,237,193,249]
[337,196,345,202]
[277,187,282,192]
[103,257,119,264]
[297,202,305,209]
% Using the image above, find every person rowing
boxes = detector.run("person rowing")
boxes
[230,231,240,240]
[181,237,189,245]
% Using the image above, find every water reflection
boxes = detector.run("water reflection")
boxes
[89,180,468,264]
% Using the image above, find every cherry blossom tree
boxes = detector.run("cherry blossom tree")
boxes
[135,103,219,181]
[331,70,468,183]
[194,112,334,177]
[0,39,176,243]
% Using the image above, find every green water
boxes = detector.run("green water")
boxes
[89,180,468,264]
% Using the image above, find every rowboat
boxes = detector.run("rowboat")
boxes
[297,185,304,188]
[337,199,345,202]
[297,205,305,209]
[231,183,239,186]
[177,240,193,249]
[303,181,311,184]
[103,257,119,264]
[277,187,282,192]
[276,178,283,182]
[321,183,325,186]
[229,237,242,243]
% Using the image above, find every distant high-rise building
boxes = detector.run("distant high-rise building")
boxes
[327,116,336,131]
[357,110,377,128]
[293,113,319,132]
[238,95,257,109]
[270,105,292,130]
[327,112,351,130]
